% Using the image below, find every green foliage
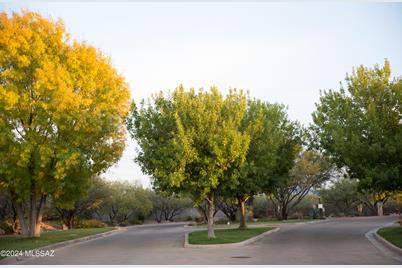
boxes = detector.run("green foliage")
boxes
[311,60,402,192]
[128,86,250,202]
[223,100,301,199]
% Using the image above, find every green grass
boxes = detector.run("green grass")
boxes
[188,227,274,245]
[0,227,114,259]
[377,226,402,249]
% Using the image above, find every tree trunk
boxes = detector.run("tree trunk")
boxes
[238,197,247,230]
[29,188,37,237]
[377,201,384,216]
[34,195,46,236]
[281,204,288,220]
[66,211,75,229]
[13,201,29,237]
[206,195,215,239]
[11,204,18,233]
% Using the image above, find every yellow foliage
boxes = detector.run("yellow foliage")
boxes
[0,11,131,202]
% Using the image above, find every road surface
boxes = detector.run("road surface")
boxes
[21,216,400,265]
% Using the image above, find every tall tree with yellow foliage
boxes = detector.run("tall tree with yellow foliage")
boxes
[0,11,130,237]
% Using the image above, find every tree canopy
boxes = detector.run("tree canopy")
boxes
[222,99,302,228]
[128,86,250,238]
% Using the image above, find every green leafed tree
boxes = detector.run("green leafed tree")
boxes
[54,176,108,229]
[0,11,131,237]
[127,86,250,238]
[319,178,361,217]
[223,100,301,228]
[102,181,152,225]
[311,60,402,196]
[271,150,334,220]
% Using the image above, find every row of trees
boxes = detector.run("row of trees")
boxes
[128,60,401,239]
[128,88,335,238]
[0,177,194,234]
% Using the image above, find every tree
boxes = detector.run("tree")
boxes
[54,176,108,229]
[128,86,250,238]
[271,150,334,220]
[102,181,152,225]
[229,100,301,228]
[319,178,361,216]
[150,192,192,223]
[0,11,130,237]
[216,197,238,222]
[311,60,402,198]
[359,190,392,216]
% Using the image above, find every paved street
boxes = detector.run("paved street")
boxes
[22,216,400,265]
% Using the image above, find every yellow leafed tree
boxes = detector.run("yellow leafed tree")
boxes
[0,11,131,237]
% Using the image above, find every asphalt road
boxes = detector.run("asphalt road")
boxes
[21,216,400,265]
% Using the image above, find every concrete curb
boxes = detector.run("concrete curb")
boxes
[365,222,402,264]
[184,227,280,248]
[0,227,125,265]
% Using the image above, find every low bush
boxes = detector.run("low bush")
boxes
[75,219,106,228]
[127,218,142,225]
[0,221,14,234]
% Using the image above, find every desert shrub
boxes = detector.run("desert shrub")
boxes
[0,221,14,234]
[127,218,142,225]
[75,219,106,228]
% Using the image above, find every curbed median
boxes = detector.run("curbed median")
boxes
[365,223,402,264]
[184,226,279,248]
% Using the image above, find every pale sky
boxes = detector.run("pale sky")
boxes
[2,2,402,188]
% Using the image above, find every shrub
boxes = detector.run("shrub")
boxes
[75,219,106,228]
[127,218,142,225]
[0,221,14,234]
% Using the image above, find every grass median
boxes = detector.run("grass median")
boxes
[0,227,114,259]
[188,227,274,245]
[377,226,402,249]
